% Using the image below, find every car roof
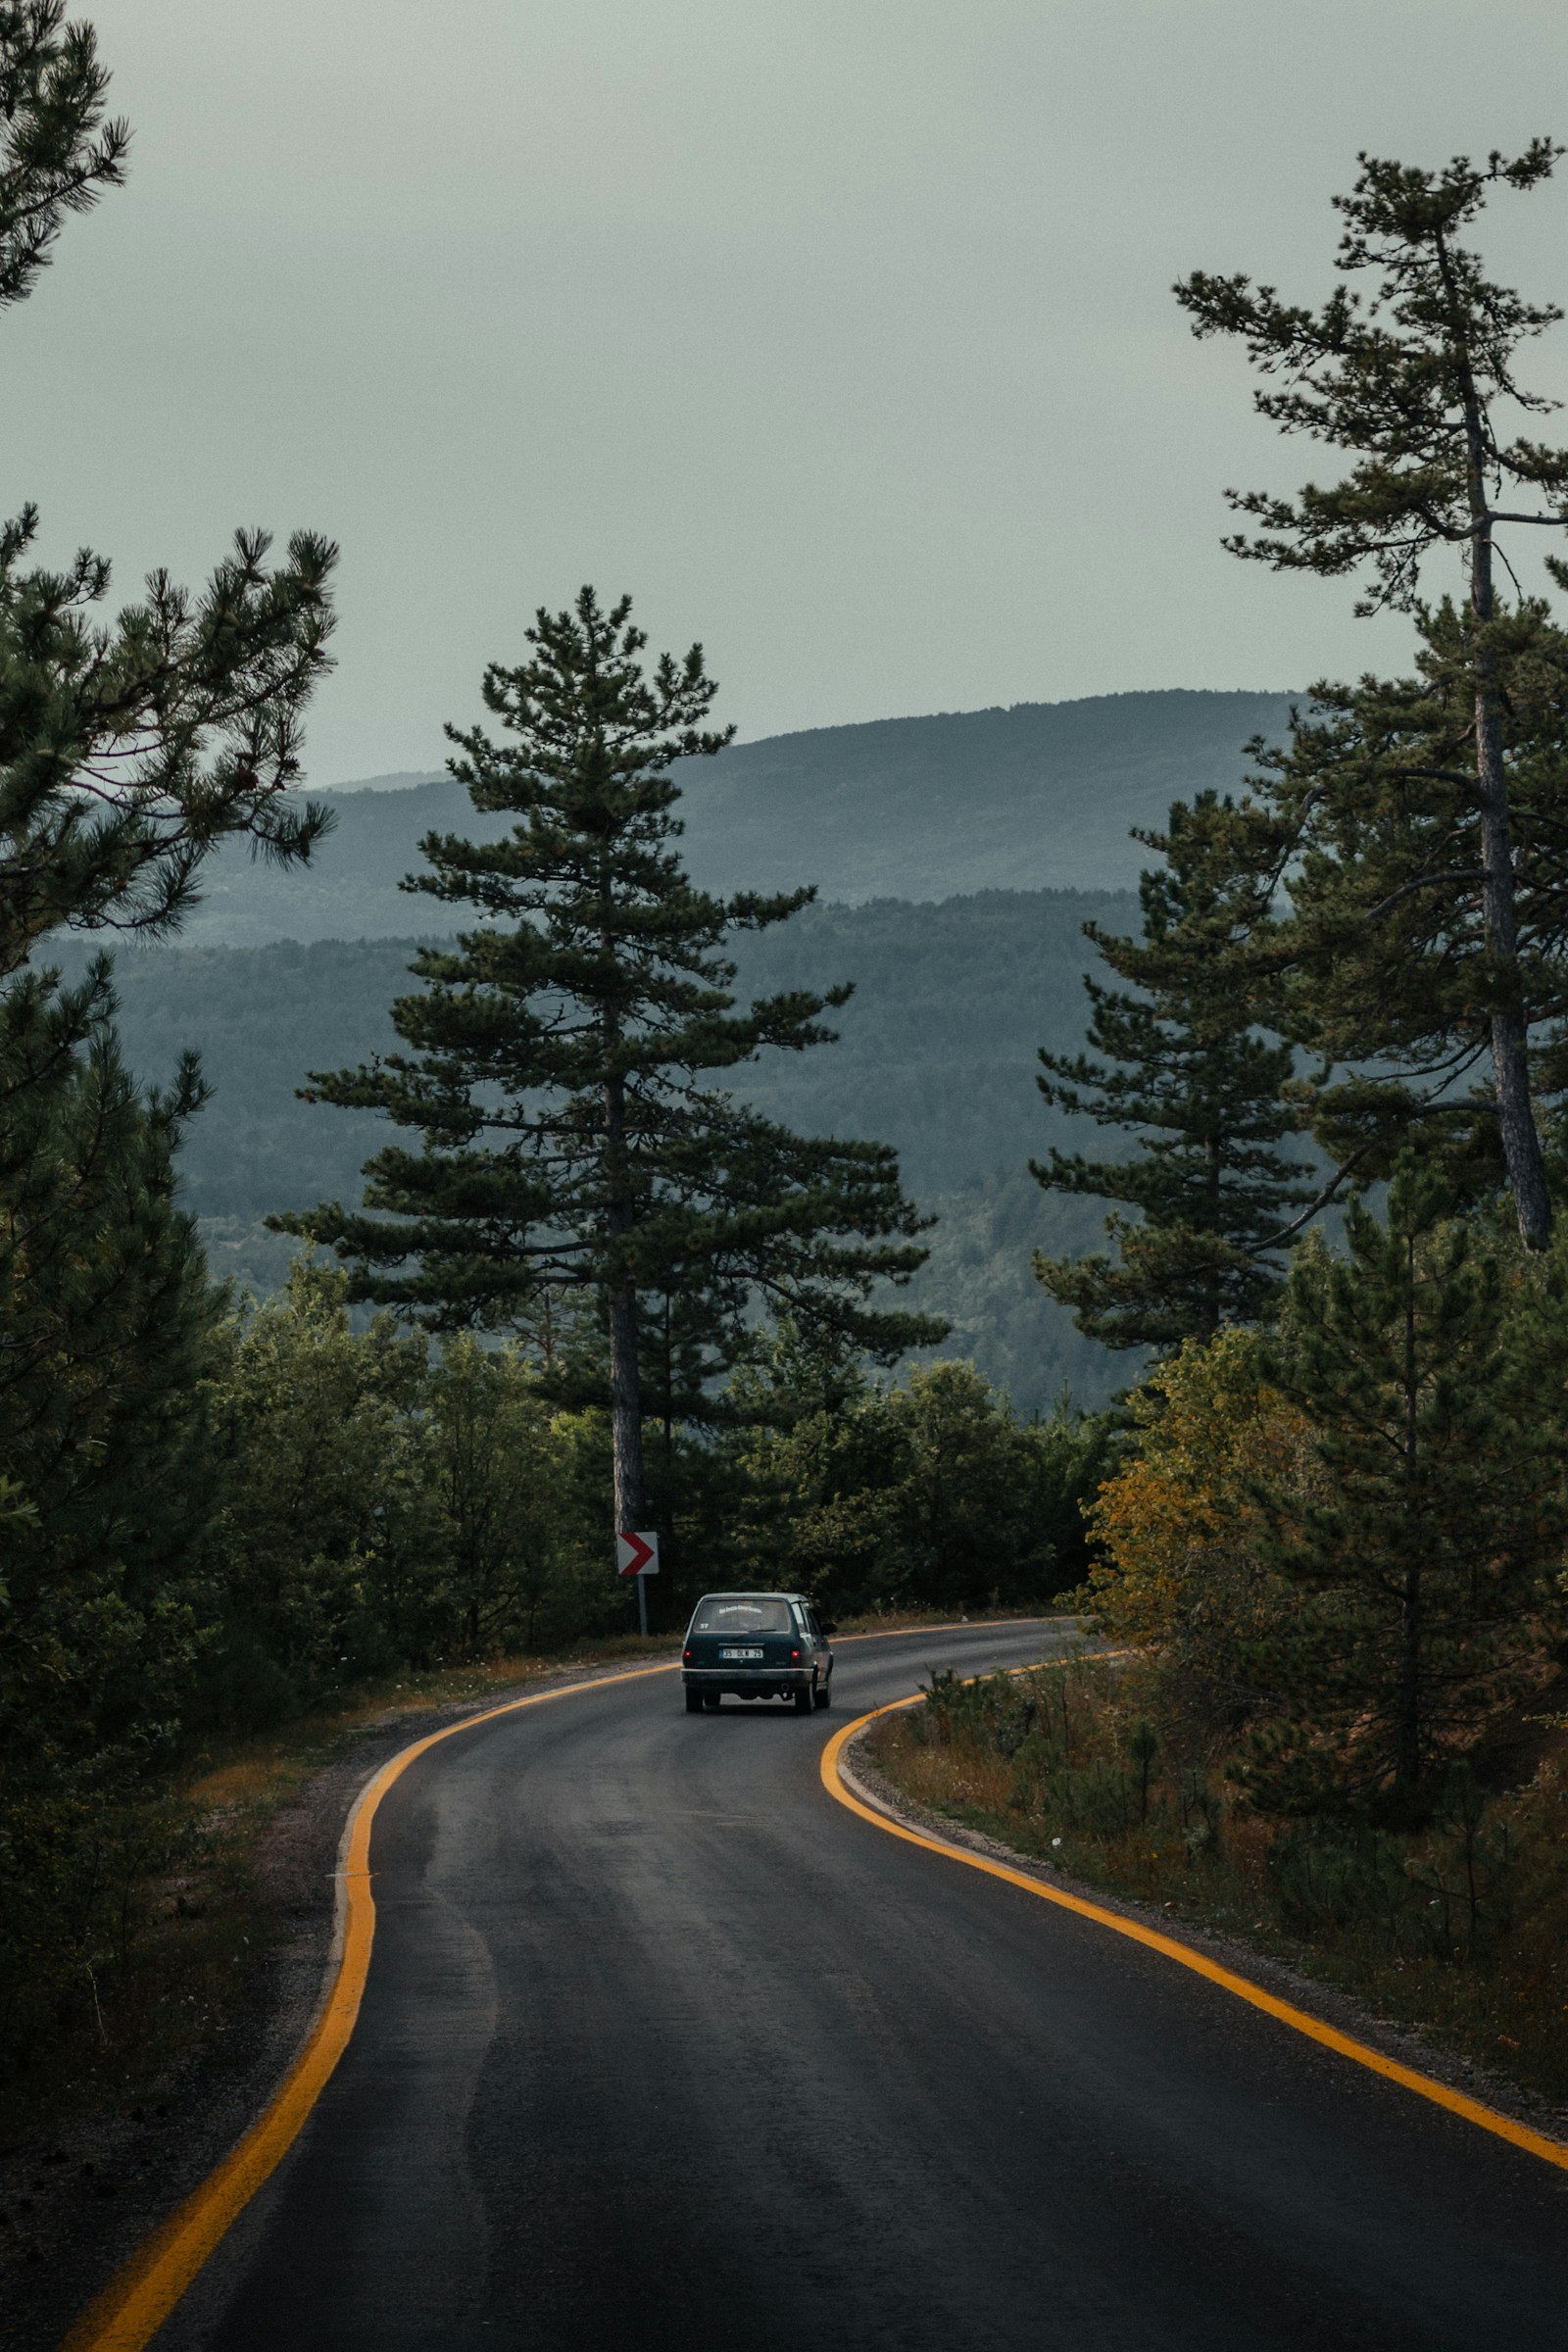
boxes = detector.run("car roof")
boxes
[692,1590,806,1602]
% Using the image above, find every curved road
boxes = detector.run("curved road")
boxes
[160,1623,1568,2350]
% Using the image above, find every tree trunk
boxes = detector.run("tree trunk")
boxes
[608,1273,644,1532]
[1474,678,1551,1247]
[1441,227,1552,1249]
[1395,1235,1422,1791]
[1201,1129,1223,1338]
[603,1050,644,1532]
[662,1292,673,1470]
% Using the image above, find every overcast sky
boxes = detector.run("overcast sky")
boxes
[8,1,1568,782]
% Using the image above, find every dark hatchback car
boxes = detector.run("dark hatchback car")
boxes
[682,1592,836,1714]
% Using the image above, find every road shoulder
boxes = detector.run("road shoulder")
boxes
[839,1714,1568,2157]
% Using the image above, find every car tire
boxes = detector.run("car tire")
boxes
[685,1688,704,1714]
[704,1690,722,1710]
[813,1678,832,1709]
[794,1680,815,1715]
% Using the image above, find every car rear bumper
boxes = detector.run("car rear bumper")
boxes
[682,1666,814,1698]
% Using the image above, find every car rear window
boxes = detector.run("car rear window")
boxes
[691,1597,794,1635]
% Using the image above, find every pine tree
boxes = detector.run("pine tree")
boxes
[1247,1160,1568,1814]
[0,2,127,310]
[0,0,338,1597]
[0,965,221,1596]
[281,589,941,1541]
[1178,143,1568,1248]
[1032,792,1309,1351]
[0,0,338,1463]
[0,10,337,980]
[0,8,341,2056]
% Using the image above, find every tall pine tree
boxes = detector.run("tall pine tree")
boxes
[0,4,340,2061]
[282,589,941,1540]
[1178,142,1568,1248]
[1033,792,1308,1350]
[0,0,338,1460]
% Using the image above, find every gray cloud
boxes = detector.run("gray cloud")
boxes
[6,0,1566,781]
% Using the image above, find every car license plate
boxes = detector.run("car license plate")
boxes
[719,1646,764,1660]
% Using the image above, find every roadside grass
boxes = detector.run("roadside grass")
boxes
[865,1653,1568,2114]
[180,1633,676,1811]
[831,1606,1066,1637]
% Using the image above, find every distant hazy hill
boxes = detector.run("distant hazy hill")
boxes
[90,888,1127,1205]
[185,690,1293,947]
[74,891,1143,1406]
[675,689,1293,902]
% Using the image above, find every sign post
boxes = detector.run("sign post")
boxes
[615,1529,660,1638]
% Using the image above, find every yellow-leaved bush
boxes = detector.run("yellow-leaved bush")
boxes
[1083,1329,1311,1715]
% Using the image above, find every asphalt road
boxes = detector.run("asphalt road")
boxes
[161,1622,1568,2351]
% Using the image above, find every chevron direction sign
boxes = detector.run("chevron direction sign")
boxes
[615,1529,660,1578]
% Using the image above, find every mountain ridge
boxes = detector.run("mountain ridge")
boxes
[188,688,1295,946]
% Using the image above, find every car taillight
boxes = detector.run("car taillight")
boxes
[790,1647,801,1661]
[683,1648,692,1662]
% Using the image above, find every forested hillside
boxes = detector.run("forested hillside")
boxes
[65,889,1135,1406]
[182,690,1291,946]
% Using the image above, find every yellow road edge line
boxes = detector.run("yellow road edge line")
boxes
[60,1659,680,2352]
[59,1620,1048,2349]
[821,1693,1568,2178]
[832,1616,1062,1647]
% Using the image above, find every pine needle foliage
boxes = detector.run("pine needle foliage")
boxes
[0,1,127,311]
[1032,792,1308,1351]
[0,508,337,974]
[0,958,223,2048]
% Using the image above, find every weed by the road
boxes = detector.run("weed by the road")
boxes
[868,1656,1568,2112]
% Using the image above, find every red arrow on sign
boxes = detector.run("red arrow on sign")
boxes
[616,1529,658,1577]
